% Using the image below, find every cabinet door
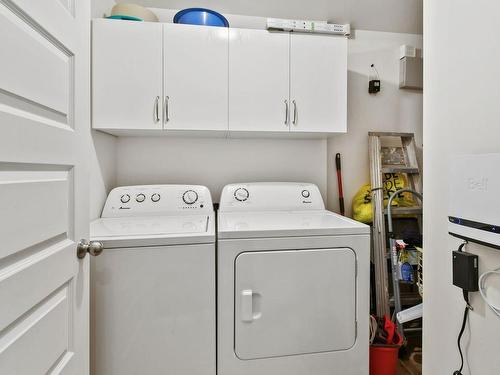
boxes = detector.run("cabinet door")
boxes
[163,24,228,131]
[229,29,290,132]
[290,34,347,133]
[92,19,163,130]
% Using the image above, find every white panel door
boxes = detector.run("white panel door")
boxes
[93,19,163,130]
[235,248,356,360]
[0,0,91,374]
[229,29,290,132]
[163,23,228,131]
[290,34,347,133]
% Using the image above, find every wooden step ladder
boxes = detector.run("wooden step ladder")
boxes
[368,132,422,317]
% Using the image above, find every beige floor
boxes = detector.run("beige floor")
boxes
[398,356,422,375]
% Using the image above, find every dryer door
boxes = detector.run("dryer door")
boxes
[234,248,356,360]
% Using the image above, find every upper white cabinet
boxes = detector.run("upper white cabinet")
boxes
[93,19,163,130]
[164,24,228,131]
[290,34,347,133]
[92,19,348,136]
[229,29,290,133]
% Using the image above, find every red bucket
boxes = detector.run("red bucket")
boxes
[369,345,399,375]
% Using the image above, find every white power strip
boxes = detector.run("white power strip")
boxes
[267,18,350,37]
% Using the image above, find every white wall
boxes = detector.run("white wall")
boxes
[115,137,327,203]
[89,0,118,220]
[118,0,423,34]
[91,0,115,18]
[327,30,423,215]
[423,1,500,374]
[89,131,117,219]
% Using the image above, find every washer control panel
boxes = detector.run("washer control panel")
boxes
[102,185,213,218]
[234,188,250,202]
[219,182,325,212]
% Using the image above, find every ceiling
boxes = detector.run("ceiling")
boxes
[116,0,423,34]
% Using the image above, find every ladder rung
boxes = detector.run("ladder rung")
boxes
[384,206,422,216]
[381,166,419,174]
[369,131,415,138]
[389,294,422,307]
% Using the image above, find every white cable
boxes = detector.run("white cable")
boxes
[478,267,500,318]
[369,316,377,344]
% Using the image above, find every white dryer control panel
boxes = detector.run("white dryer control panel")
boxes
[219,182,325,212]
[101,185,213,217]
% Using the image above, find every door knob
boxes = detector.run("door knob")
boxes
[77,239,104,259]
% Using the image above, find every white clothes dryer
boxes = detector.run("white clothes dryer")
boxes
[217,182,370,375]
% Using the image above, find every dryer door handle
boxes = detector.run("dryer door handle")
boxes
[241,290,254,322]
[241,289,262,322]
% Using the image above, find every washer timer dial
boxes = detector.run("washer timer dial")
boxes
[234,188,249,202]
[120,194,130,204]
[182,190,199,205]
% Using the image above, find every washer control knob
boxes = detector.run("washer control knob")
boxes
[136,193,146,203]
[120,194,130,203]
[234,188,250,202]
[183,190,198,205]
[301,190,311,198]
[151,193,161,202]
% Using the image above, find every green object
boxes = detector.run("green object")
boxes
[106,15,143,21]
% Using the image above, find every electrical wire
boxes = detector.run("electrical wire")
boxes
[479,267,500,318]
[370,64,380,80]
[453,242,470,375]
[453,299,469,375]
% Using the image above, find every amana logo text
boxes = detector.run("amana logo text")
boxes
[467,177,488,191]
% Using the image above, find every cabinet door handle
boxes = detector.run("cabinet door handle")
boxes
[154,96,160,123]
[284,100,289,125]
[164,96,170,123]
[292,100,297,125]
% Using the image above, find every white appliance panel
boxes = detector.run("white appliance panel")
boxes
[219,182,325,212]
[102,184,213,217]
[219,211,370,238]
[92,243,215,375]
[92,215,208,237]
[234,248,356,359]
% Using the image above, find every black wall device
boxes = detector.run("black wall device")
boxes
[368,64,381,94]
[369,79,381,94]
[452,251,479,292]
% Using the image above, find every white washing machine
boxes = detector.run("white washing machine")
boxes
[90,185,215,375]
[217,182,370,375]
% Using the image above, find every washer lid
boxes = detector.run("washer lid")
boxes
[91,214,215,248]
[218,210,369,239]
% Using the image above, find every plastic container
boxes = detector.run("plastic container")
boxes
[397,303,423,324]
[370,345,399,375]
[106,15,142,21]
[110,4,159,22]
[174,8,229,27]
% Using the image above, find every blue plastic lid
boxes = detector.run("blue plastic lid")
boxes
[174,8,229,28]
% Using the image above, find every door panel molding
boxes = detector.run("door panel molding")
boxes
[0,0,75,127]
